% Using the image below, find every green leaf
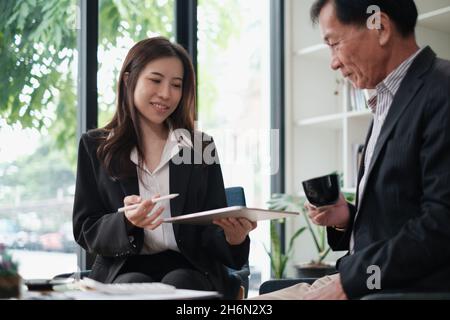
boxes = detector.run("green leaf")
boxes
[286,226,306,255]
[17,1,29,30]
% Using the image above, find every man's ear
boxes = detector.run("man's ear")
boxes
[377,13,392,46]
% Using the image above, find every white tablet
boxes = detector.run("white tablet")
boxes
[162,206,299,225]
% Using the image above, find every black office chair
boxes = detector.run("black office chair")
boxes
[259,278,450,299]
[224,186,251,299]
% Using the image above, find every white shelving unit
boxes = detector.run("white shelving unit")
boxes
[284,0,450,275]
[288,0,450,194]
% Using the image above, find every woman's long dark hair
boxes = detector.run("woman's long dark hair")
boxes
[95,37,196,180]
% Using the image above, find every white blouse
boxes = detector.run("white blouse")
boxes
[129,128,193,254]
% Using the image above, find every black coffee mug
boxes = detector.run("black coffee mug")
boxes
[301,173,340,207]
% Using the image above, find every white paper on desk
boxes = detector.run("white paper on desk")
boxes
[163,206,299,225]
[62,289,220,300]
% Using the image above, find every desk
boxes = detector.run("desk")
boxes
[22,288,221,300]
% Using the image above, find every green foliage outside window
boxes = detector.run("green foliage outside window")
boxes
[0,244,19,276]
[0,0,241,210]
[1,1,241,205]
[1,0,174,169]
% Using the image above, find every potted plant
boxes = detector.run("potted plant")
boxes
[267,191,355,278]
[0,243,21,299]
[263,218,306,279]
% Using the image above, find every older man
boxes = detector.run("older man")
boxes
[255,0,450,300]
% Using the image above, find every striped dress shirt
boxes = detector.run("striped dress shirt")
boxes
[349,48,423,254]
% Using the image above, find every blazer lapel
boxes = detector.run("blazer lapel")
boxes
[361,47,435,196]
[169,147,193,236]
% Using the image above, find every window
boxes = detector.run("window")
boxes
[0,0,79,278]
[1,1,281,289]
[0,0,176,279]
[98,0,175,126]
[197,0,272,296]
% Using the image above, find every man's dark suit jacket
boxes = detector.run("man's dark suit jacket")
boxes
[72,130,250,299]
[328,47,450,299]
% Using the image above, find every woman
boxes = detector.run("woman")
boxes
[72,37,256,299]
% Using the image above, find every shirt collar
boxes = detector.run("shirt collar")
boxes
[367,93,378,113]
[377,47,424,97]
[130,125,194,174]
[368,47,424,114]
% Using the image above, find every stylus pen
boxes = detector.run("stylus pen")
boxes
[117,193,179,213]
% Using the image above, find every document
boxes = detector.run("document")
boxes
[23,278,221,300]
[61,289,221,300]
[163,206,299,225]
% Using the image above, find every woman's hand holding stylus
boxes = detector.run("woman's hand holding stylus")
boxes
[122,195,164,230]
